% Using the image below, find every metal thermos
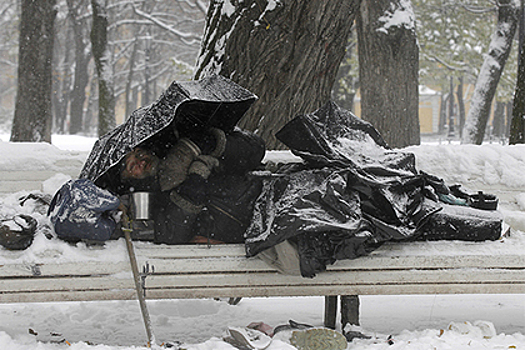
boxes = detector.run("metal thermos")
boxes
[131,192,153,220]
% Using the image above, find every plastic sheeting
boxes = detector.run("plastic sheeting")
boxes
[246,102,502,277]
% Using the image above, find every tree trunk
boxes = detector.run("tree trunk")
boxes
[456,76,465,138]
[68,0,91,134]
[125,37,140,118]
[51,29,71,134]
[510,9,525,144]
[506,100,513,140]
[52,23,74,134]
[447,77,455,138]
[90,0,115,137]
[462,0,519,145]
[356,0,420,148]
[195,0,360,150]
[493,101,505,139]
[84,76,98,134]
[438,92,446,135]
[11,0,57,142]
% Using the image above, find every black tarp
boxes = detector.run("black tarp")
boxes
[245,102,503,277]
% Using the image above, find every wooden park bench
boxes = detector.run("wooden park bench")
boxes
[0,144,524,329]
[1,235,523,328]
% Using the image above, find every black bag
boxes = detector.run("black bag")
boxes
[0,215,37,250]
[48,179,121,242]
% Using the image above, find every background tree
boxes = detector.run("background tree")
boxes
[91,0,115,136]
[456,76,466,137]
[461,0,519,144]
[415,0,518,141]
[51,0,74,134]
[67,0,92,134]
[195,0,361,150]
[357,0,420,148]
[332,33,359,113]
[510,23,525,144]
[90,0,206,135]
[1,0,208,137]
[10,0,57,142]
[0,1,19,133]
[3,0,521,144]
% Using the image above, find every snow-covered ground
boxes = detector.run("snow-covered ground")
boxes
[0,134,523,350]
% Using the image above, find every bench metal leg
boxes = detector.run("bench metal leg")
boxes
[228,297,242,305]
[324,296,337,329]
[341,295,360,327]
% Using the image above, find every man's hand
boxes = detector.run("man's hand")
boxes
[188,155,219,179]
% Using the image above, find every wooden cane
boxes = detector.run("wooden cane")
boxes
[122,217,156,348]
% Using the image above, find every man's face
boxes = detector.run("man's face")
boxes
[121,148,160,180]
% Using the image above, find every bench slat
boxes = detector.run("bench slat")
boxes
[139,254,525,274]
[2,250,523,278]
[142,269,524,289]
[0,290,137,303]
[144,283,525,299]
[0,261,131,277]
[1,241,523,304]
[1,275,134,293]
[1,267,522,302]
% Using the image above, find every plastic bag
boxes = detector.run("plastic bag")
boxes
[48,179,120,242]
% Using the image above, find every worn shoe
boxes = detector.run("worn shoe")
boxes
[225,327,272,350]
[273,319,313,335]
[290,328,347,350]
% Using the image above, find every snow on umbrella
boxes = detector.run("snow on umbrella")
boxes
[79,75,258,192]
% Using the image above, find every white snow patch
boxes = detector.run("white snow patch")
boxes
[377,0,415,33]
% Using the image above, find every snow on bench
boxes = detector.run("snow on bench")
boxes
[0,142,86,194]
[1,239,524,304]
[0,141,524,327]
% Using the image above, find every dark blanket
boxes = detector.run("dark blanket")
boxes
[245,102,503,277]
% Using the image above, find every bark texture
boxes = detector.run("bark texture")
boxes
[195,0,360,149]
[356,0,420,148]
[462,0,519,145]
[11,0,57,142]
[510,23,525,144]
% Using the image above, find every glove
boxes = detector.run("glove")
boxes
[208,128,226,158]
[188,155,220,180]
[158,138,201,191]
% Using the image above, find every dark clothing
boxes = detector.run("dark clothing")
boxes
[193,174,263,243]
[218,129,266,175]
[151,129,265,245]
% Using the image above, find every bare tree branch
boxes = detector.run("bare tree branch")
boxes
[421,52,471,73]
[131,4,202,43]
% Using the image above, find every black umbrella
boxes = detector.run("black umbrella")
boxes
[79,75,258,192]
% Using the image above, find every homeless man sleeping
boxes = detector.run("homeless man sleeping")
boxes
[43,101,504,278]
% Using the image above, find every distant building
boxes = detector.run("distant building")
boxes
[418,85,441,134]
[353,85,441,134]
